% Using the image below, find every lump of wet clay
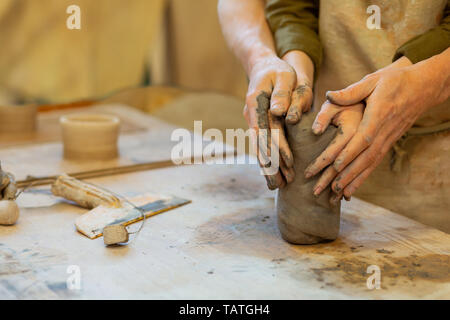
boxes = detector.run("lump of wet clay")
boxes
[1,173,17,200]
[0,171,9,190]
[0,200,20,225]
[103,225,129,246]
[277,111,341,244]
[0,165,17,201]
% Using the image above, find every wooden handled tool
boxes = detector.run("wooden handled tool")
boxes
[48,174,191,245]
[16,150,237,189]
[51,174,121,209]
[16,159,178,189]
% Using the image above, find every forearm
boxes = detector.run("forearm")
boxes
[433,47,450,104]
[266,0,322,73]
[413,47,450,108]
[282,50,314,86]
[218,0,277,75]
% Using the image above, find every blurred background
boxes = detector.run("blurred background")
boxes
[0,0,248,131]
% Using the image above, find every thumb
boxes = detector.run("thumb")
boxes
[326,76,377,106]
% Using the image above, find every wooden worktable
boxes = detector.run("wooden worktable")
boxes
[0,105,448,299]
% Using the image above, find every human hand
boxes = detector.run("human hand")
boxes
[244,55,297,189]
[304,58,414,201]
[273,50,315,124]
[308,53,450,200]
[304,101,364,202]
[244,50,315,190]
[303,57,412,201]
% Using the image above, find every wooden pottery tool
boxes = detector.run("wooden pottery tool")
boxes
[75,193,190,239]
[52,174,121,209]
[49,175,190,243]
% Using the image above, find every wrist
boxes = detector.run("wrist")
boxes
[395,56,413,68]
[413,49,450,106]
[246,47,278,75]
[282,50,314,86]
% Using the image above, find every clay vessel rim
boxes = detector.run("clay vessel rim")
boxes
[60,113,120,126]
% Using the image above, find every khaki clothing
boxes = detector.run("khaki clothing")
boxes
[266,0,450,71]
[268,0,450,232]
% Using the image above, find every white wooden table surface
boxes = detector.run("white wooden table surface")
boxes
[0,105,448,299]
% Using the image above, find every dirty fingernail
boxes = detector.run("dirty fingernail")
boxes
[271,104,282,111]
[265,176,276,190]
[326,91,336,100]
[312,123,322,134]
[313,186,323,197]
[266,182,276,190]
[334,159,343,171]
[304,170,313,179]
[346,187,355,197]
[286,114,297,123]
[333,183,342,193]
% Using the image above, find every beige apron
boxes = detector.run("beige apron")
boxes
[315,0,450,232]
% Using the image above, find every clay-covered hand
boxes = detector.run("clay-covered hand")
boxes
[303,57,412,201]
[243,50,314,190]
[303,101,364,201]
[318,53,450,199]
[244,55,297,189]
[273,50,315,124]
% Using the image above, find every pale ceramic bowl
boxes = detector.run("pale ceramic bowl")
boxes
[0,104,37,134]
[60,113,120,161]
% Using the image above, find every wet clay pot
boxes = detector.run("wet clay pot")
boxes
[0,104,37,134]
[61,113,120,161]
[277,111,341,244]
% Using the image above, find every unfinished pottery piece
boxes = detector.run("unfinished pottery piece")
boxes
[0,104,37,134]
[0,200,20,225]
[277,111,341,244]
[61,113,120,160]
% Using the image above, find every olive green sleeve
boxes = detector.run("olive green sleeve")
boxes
[265,0,322,72]
[394,1,450,63]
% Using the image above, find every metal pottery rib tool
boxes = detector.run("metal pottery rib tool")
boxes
[75,193,190,239]
[49,174,190,240]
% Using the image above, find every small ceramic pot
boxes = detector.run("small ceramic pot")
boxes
[0,104,37,134]
[61,113,120,161]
